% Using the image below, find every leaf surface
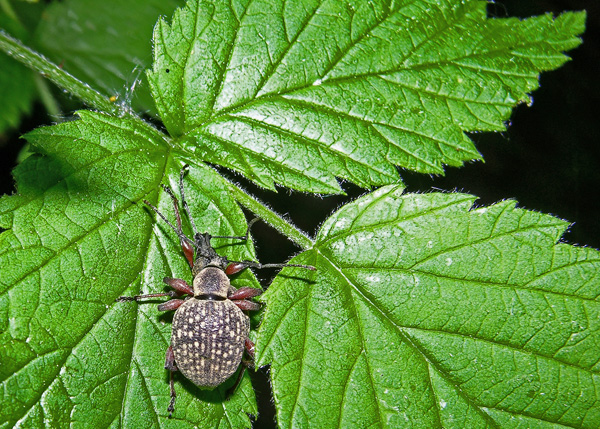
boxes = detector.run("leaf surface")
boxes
[148,0,584,192]
[258,186,600,428]
[0,111,258,428]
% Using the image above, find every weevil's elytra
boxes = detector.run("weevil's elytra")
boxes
[172,298,249,387]
[117,165,315,418]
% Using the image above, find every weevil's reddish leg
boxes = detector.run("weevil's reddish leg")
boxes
[244,338,255,358]
[158,299,185,312]
[229,287,262,311]
[225,262,247,275]
[117,278,192,307]
[233,300,261,311]
[164,346,178,418]
[163,277,193,295]
[228,287,262,300]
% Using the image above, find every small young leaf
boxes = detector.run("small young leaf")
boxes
[34,0,184,111]
[0,111,258,428]
[148,0,584,193]
[258,186,600,428]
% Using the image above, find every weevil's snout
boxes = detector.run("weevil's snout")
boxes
[192,267,230,298]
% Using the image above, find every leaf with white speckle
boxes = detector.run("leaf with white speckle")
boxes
[148,0,584,193]
[259,186,600,428]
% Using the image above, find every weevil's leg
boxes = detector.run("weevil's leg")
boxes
[164,345,178,371]
[163,277,193,295]
[244,338,255,358]
[117,291,178,302]
[233,300,261,311]
[161,185,195,269]
[226,339,256,399]
[228,287,262,300]
[165,345,178,417]
[117,278,191,308]
[212,218,260,242]
[167,371,176,418]
[157,299,185,312]
[229,287,262,311]
[225,260,316,275]
[226,365,247,400]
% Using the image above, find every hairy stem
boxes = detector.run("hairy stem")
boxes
[225,181,314,250]
[0,29,118,115]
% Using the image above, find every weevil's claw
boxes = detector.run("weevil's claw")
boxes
[167,398,175,418]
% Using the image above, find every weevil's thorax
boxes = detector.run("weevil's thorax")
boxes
[192,266,230,298]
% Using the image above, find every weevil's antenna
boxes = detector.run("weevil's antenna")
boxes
[178,165,200,237]
[143,199,196,249]
[212,218,260,241]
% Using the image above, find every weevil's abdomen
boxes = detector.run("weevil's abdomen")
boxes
[171,299,249,387]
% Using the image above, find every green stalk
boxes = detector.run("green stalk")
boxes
[226,181,314,250]
[0,29,119,115]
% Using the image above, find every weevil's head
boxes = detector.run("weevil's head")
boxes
[191,232,229,275]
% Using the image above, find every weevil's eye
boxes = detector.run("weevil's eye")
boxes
[225,262,246,276]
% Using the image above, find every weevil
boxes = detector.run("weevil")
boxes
[118,165,315,417]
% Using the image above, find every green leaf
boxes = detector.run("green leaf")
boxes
[258,186,600,428]
[33,0,184,112]
[0,111,258,428]
[0,1,592,428]
[148,0,584,193]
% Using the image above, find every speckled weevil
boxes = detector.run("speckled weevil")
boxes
[118,165,314,417]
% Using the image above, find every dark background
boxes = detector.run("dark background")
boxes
[0,1,598,426]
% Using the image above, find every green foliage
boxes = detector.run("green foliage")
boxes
[0,1,595,428]
[259,187,600,428]
[147,0,583,193]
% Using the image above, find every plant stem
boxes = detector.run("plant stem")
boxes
[0,29,119,115]
[226,182,314,250]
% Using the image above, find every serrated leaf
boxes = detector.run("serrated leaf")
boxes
[148,0,584,193]
[257,186,600,428]
[0,111,259,428]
